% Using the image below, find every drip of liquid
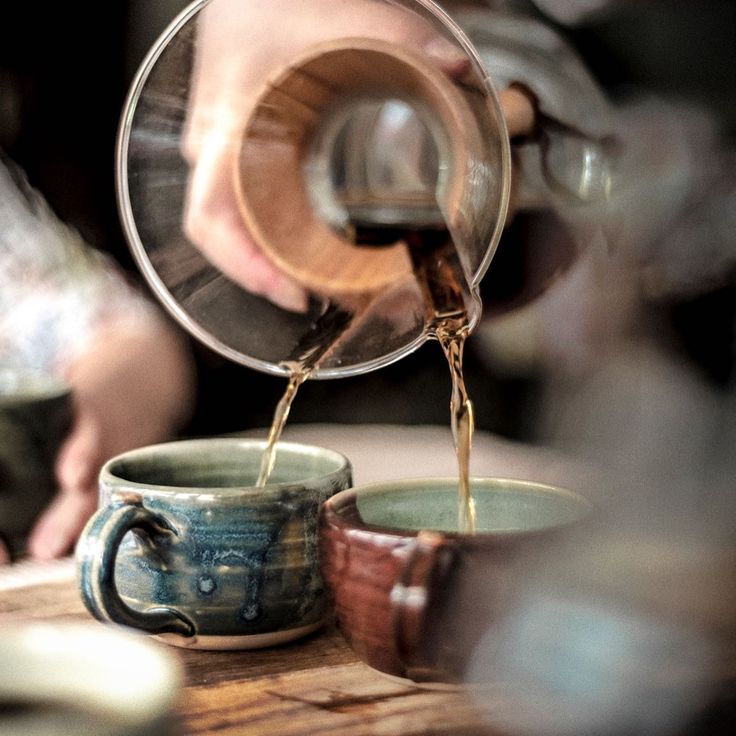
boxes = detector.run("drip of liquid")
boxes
[255,366,310,487]
[436,319,476,534]
[404,227,478,533]
[256,303,355,487]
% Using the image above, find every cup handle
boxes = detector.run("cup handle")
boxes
[390,530,454,678]
[77,501,195,637]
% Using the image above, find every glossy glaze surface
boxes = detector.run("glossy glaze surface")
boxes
[78,438,351,647]
[319,477,591,682]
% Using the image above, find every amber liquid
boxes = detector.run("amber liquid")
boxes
[436,319,476,533]
[255,366,310,487]
[404,227,477,534]
[349,223,478,532]
[255,303,354,487]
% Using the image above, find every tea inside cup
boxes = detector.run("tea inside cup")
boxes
[339,476,588,533]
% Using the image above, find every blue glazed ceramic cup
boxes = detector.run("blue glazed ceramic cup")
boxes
[76,438,352,650]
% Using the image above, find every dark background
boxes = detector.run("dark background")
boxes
[1,0,734,440]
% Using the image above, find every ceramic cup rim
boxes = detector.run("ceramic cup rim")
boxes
[100,436,352,498]
[0,375,71,406]
[322,476,593,539]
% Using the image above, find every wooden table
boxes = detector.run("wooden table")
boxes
[2,564,735,735]
[0,574,499,735]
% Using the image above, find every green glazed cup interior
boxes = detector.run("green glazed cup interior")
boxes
[350,478,590,534]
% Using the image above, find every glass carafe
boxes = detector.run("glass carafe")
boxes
[117,0,614,378]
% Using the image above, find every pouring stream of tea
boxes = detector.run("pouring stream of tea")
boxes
[406,227,477,534]
[255,303,355,487]
[437,319,476,534]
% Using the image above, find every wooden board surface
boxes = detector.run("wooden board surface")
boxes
[0,579,498,735]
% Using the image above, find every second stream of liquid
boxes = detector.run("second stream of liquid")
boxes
[436,320,476,534]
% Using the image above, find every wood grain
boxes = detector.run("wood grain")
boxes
[0,579,498,735]
[184,663,493,735]
[3,577,733,734]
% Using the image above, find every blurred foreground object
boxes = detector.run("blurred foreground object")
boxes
[0,153,158,378]
[467,528,736,736]
[0,621,182,735]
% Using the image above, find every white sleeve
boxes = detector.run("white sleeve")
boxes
[0,156,161,378]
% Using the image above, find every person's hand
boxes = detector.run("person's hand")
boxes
[25,323,194,560]
[182,0,535,311]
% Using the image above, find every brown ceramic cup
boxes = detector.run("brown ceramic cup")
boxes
[319,477,591,684]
